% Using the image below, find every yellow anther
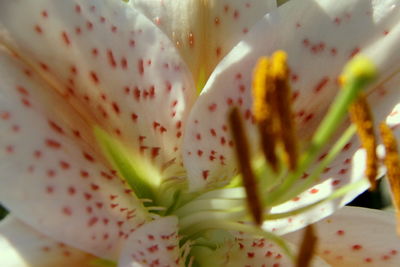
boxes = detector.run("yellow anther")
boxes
[271,50,288,79]
[379,123,400,236]
[349,94,378,190]
[339,55,377,87]
[271,50,298,170]
[229,108,263,225]
[252,57,279,171]
[252,57,271,122]
[251,50,298,171]
[296,225,317,267]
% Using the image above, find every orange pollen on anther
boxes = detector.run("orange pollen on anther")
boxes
[349,94,377,190]
[229,107,263,225]
[271,51,298,171]
[379,122,400,235]
[252,57,279,171]
[251,51,298,171]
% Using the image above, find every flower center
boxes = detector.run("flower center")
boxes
[94,51,400,265]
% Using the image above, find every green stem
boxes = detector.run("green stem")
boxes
[268,125,356,206]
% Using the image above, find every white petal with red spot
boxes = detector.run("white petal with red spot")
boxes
[0,0,196,178]
[118,216,181,267]
[0,50,150,259]
[192,231,329,267]
[262,147,372,236]
[183,0,400,195]
[285,206,400,266]
[131,0,276,83]
[0,215,96,267]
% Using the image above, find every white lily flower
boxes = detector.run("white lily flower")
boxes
[0,0,400,266]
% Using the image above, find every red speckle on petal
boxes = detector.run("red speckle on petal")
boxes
[138,59,144,75]
[80,170,89,178]
[83,152,95,162]
[131,113,138,122]
[91,48,98,56]
[86,21,93,31]
[45,139,61,149]
[151,147,160,159]
[89,71,99,84]
[46,186,54,194]
[314,77,329,93]
[112,102,120,114]
[310,188,319,194]
[48,120,64,134]
[337,230,345,236]
[75,4,81,13]
[59,161,70,169]
[121,57,128,69]
[34,25,43,34]
[88,217,98,227]
[202,170,209,180]
[208,103,217,112]
[62,206,72,216]
[41,10,48,18]
[107,49,117,68]
[68,186,76,195]
[91,183,99,191]
[61,31,71,46]
[233,9,240,19]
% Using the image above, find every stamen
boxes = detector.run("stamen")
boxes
[296,225,317,267]
[229,107,263,225]
[349,94,378,190]
[251,51,298,171]
[263,55,377,207]
[252,57,271,123]
[252,57,279,171]
[271,51,298,170]
[379,123,400,235]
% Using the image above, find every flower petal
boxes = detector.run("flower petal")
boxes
[118,217,181,267]
[182,0,400,191]
[130,0,277,84]
[0,0,196,176]
[261,147,372,235]
[0,49,149,259]
[191,231,330,267]
[0,215,96,267]
[285,206,400,266]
